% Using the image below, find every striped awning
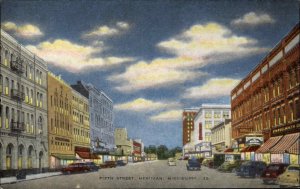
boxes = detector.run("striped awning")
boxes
[256,136,282,153]
[240,145,260,152]
[287,138,299,154]
[269,133,300,154]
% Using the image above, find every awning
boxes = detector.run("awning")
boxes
[75,147,100,159]
[52,154,78,160]
[287,139,299,154]
[269,133,300,154]
[224,148,234,153]
[256,135,283,153]
[240,145,260,152]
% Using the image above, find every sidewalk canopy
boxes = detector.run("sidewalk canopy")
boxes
[256,136,282,153]
[224,148,234,153]
[52,154,78,160]
[75,147,100,159]
[269,133,300,154]
[287,137,300,155]
[240,145,260,152]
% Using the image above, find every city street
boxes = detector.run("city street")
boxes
[1,160,279,189]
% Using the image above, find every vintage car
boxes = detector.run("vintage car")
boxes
[276,164,300,188]
[100,161,117,168]
[85,162,100,172]
[217,160,245,173]
[168,158,176,166]
[116,160,127,166]
[261,163,289,184]
[236,161,267,178]
[202,158,214,168]
[61,163,91,174]
[186,158,201,171]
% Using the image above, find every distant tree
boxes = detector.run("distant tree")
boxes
[157,145,169,160]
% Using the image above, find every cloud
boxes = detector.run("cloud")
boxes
[183,78,240,99]
[2,21,43,39]
[115,98,181,112]
[231,12,275,27]
[108,59,208,93]
[82,21,130,38]
[150,110,182,122]
[108,22,267,93]
[26,39,135,73]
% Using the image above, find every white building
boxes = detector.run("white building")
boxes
[211,119,232,153]
[192,104,231,157]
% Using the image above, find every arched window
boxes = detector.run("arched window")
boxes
[18,145,24,169]
[5,107,9,129]
[6,144,13,170]
[38,115,43,135]
[27,146,33,169]
[5,77,9,96]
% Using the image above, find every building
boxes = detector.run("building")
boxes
[211,119,232,153]
[132,140,142,162]
[71,81,115,155]
[192,104,231,158]
[182,108,199,156]
[48,72,75,169]
[231,23,300,164]
[114,128,132,161]
[0,29,48,176]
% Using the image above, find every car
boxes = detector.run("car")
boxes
[61,163,91,174]
[186,158,201,171]
[217,160,245,173]
[202,158,213,168]
[276,164,300,188]
[261,163,289,184]
[168,158,176,166]
[236,161,267,178]
[116,160,127,166]
[100,161,117,168]
[85,162,100,172]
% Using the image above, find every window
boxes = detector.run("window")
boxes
[205,111,212,118]
[205,132,211,142]
[214,111,221,118]
[223,111,229,119]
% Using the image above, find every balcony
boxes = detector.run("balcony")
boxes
[11,121,25,132]
[10,58,25,74]
[11,89,25,101]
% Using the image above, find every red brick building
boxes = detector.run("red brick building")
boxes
[231,23,300,150]
[182,108,198,146]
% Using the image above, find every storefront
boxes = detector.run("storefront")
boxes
[75,146,101,164]
[50,154,78,169]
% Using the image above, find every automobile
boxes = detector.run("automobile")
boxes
[186,158,201,171]
[217,160,245,173]
[61,163,91,174]
[236,161,267,178]
[168,158,176,166]
[116,160,127,166]
[100,161,117,168]
[261,163,289,184]
[85,162,100,172]
[202,158,214,168]
[276,164,300,188]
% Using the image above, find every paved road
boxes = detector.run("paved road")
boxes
[1,160,279,188]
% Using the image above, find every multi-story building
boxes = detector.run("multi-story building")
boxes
[114,128,132,161]
[48,72,75,169]
[193,104,231,157]
[231,23,299,164]
[182,108,198,145]
[0,29,48,176]
[71,81,115,154]
[211,119,232,153]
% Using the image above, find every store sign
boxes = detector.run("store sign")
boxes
[245,137,263,146]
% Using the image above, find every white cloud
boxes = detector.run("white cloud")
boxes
[26,39,135,73]
[82,21,130,38]
[109,22,267,93]
[115,98,181,112]
[183,78,240,99]
[231,12,275,27]
[2,21,43,39]
[150,110,182,122]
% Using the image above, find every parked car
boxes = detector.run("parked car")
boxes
[61,163,90,174]
[116,160,127,166]
[186,158,201,171]
[276,164,300,188]
[236,161,267,178]
[217,160,245,173]
[85,162,100,172]
[100,161,117,168]
[261,163,289,184]
[202,158,214,168]
[168,158,176,166]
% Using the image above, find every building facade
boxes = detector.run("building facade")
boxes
[211,119,232,153]
[231,23,300,164]
[71,81,115,153]
[192,104,231,157]
[0,29,48,176]
[48,73,75,169]
[182,108,199,146]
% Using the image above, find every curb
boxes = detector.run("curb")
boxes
[0,173,62,185]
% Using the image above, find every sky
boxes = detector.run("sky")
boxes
[1,0,299,148]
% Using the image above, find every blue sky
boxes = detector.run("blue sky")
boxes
[1,0,299,148]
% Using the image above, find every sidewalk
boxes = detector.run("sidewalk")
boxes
[127,160,158,166]
[0,172,62,185]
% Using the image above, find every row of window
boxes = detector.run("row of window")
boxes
[73,127,90,143]
[204,111,230,119]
